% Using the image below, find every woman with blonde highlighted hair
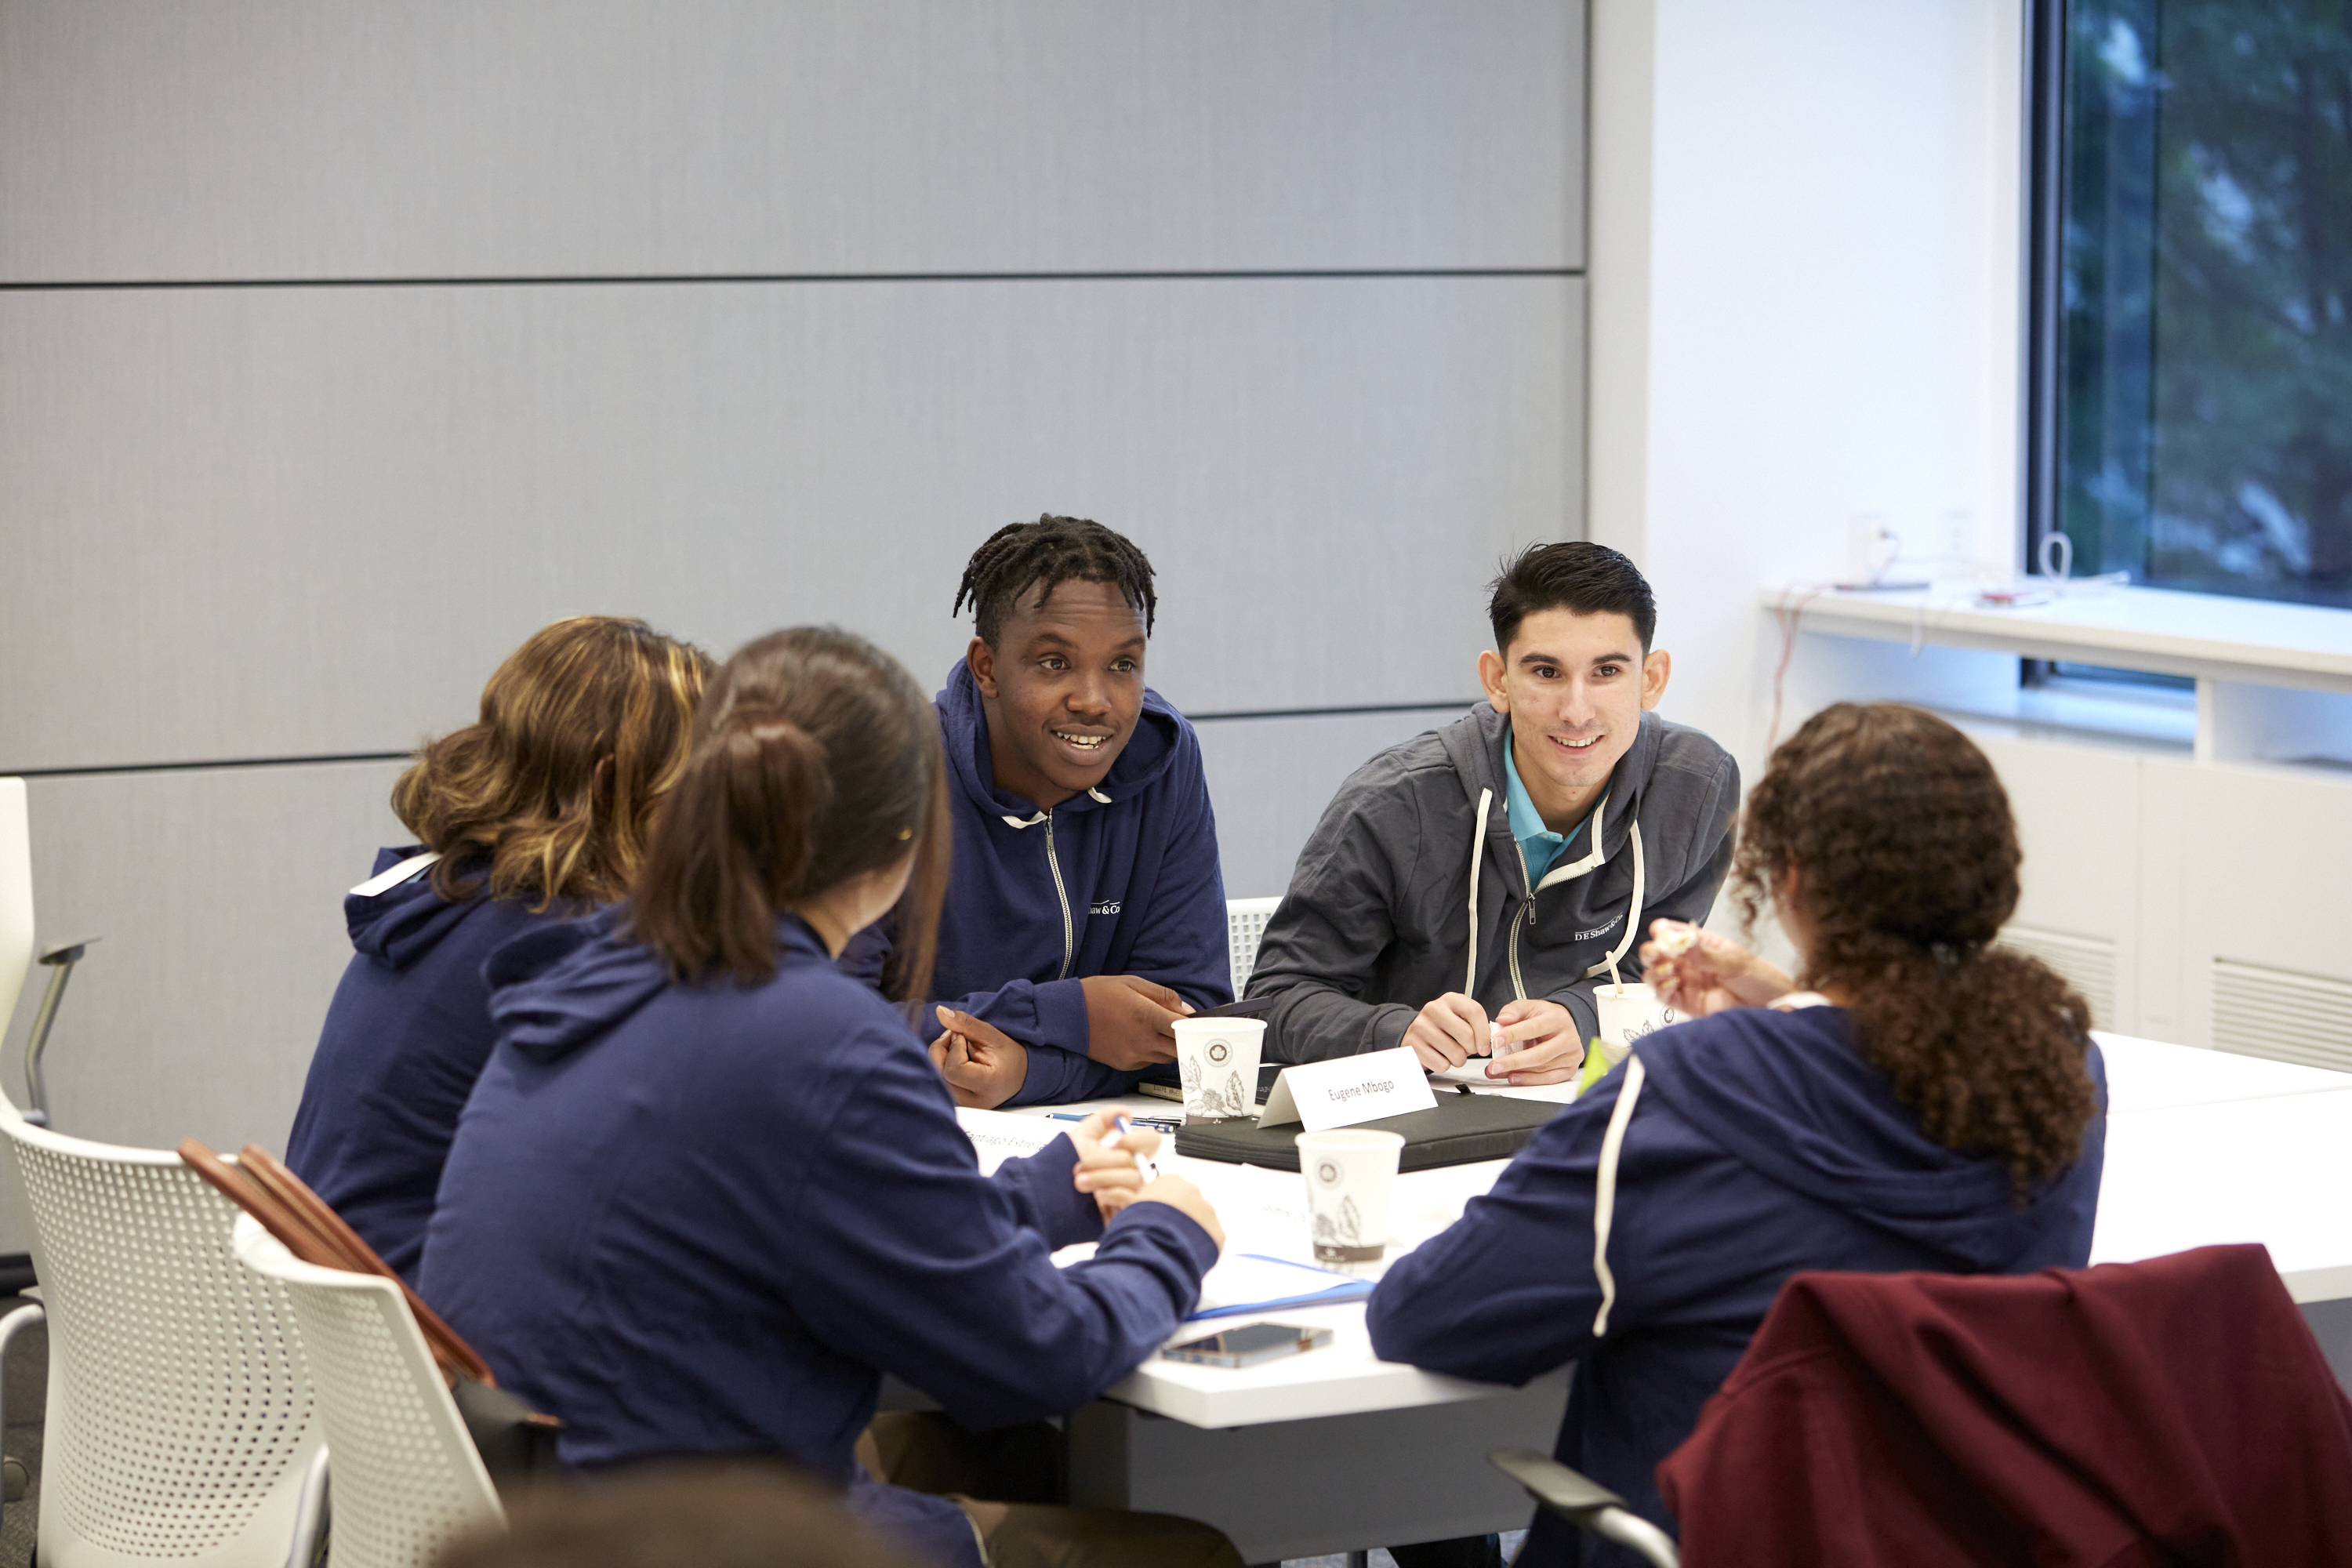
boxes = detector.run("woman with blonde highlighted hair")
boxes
[287,615,710,1282]
[423,628,1240,1568]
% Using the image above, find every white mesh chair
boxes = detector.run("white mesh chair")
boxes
[233,1217,503,1568]
[1225,897,1281,999]
[0,1101,325,1567]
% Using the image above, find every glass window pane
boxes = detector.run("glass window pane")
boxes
[2060,0,2352,608]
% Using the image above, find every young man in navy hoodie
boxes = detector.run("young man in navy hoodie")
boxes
[852,515,1231,1107]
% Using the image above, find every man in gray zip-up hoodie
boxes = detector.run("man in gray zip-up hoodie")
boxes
[1249,543,1738,1084]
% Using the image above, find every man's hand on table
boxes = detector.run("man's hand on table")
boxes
[1403,992,1488,1073]
[1477,999,1585,1085]
[1406,993,1585,1083]
[1080,975,1193,1069]
[929,1007,1027,1109]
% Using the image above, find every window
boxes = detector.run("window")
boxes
[2030,0,2352,609]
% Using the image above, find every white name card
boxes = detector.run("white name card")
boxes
[1258,1047,1438,1133]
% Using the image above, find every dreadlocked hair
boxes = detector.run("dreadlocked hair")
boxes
[951,514,1157,647]
[1733,703,2099,1199]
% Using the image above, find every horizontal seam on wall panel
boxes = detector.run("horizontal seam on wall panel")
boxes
[1187,701,1476,724]
[10,704,1485,774]
[0,267,1581,292]
[5,751,411,780]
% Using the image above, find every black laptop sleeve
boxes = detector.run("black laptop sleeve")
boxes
[1172,1090,1567,1172]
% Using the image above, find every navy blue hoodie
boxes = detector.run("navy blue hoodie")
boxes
[418,909,1218,1568]
[285,847,567,1283]
[849,662,1231,1105]
[1367,1004,2107,1567]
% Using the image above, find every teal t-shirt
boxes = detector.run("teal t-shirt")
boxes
[1502,732,1588,885]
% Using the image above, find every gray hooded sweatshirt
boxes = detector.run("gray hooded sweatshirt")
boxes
[1247,703,1738,1061]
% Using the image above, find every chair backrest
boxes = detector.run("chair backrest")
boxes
[1657,1245,2352,1566]
[0,1102,324,1566]
[0,780,33,1037]
[1225,897,1280,999]
[234,1217,503,1568]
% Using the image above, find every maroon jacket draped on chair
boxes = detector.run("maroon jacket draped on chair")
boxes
[1657,1244,2352,1566]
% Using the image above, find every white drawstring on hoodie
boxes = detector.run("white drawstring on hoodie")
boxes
[1461,793,1647,998]
[1464,789,1493,993]
[1588,994,1834,1337]
[999,785,1113,828]
[350,850,441,898]
[1460,778,1653,1336]
[1591,1052,1646,1336]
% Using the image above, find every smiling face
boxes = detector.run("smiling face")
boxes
[967,577,1148,811]
[1477,607,1671,830]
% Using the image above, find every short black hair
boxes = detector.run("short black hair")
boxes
[952,514,1157,648]
[1486,541,1657,655]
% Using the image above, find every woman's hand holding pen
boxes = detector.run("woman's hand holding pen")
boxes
[1065,1110,1225,1250]
[1069,1110,1158,1219]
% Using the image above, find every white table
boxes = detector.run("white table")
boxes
[967,1085,1576,1563]
[958,1035,2352,1562]
[2091,1034,2352,1305]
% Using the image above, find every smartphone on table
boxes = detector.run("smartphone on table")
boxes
[1160,1321,1333,1368]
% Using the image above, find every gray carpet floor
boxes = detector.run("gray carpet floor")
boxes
[0,1296,42,1568]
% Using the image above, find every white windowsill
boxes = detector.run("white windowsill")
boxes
[1766,583,2352,768]
[1761,583,2352,694]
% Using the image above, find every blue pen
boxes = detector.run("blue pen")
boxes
[1050,1110,1178,1131]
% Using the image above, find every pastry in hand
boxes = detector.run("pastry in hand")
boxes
[1651,921,1700,960]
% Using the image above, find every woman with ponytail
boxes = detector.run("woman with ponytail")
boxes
[287,615,710,1282]
[420,629,1241,1568]
[1367,703,2106,1567]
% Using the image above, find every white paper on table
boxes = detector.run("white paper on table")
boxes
[956,1108,1065,1174]
[1430,1058,1514,1087]
[1184,1162,1317,1263]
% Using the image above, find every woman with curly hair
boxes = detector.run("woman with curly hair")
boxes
[1367,702,2106,1567]
[286,615,710,1283]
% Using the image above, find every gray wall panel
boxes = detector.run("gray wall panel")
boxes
[0,706,1464,1253]
[1196,705,1479,901]
[0,1,1582,281]
[0,760,407,1253]
[0,277,1582,772]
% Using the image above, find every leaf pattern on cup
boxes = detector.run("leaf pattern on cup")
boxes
[1312,1195,1365,1247]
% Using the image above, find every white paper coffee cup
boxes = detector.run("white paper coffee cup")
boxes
[1172,1017,1265,1121]
[1296,1128,1405,1269]
[1593,981,1679,1066]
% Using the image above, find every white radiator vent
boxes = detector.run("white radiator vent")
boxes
[1996,926,2117,1030]
[2212,959,2352,1074]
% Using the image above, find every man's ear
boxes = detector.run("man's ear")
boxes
[1477,648,1510,713]
[1640,648,1671,711]
[966,636,1000,699]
